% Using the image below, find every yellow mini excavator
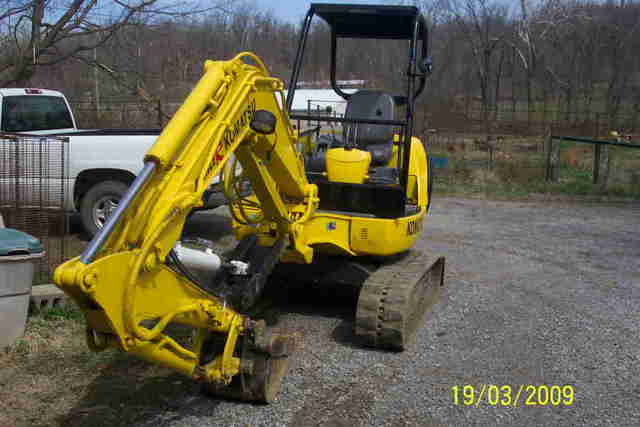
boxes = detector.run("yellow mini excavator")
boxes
[53,3,445,403]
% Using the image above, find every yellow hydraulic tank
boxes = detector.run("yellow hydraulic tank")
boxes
[325,147,371,184]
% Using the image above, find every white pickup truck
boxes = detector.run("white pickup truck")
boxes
[0,88,225,236]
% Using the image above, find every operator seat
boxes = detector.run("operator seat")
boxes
[343,90,395,166]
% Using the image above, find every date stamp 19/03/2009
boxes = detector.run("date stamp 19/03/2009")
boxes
[451,385,575,407]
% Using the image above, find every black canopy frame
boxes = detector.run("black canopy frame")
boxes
[286,3,431,190]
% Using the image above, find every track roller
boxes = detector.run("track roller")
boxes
[355,250,445,351]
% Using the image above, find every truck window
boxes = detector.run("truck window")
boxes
[1,95,74,132]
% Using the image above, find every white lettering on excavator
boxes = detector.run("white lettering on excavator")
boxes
[222,99,257,149]
[207,98,257,177]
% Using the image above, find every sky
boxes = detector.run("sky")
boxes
[253,0,402,24]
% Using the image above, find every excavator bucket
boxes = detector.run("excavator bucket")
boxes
[201,322,299,403]
[355,251,445,351]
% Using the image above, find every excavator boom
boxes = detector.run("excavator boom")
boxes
[54,53,313,401]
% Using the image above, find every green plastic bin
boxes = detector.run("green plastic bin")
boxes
[0,228,44,348]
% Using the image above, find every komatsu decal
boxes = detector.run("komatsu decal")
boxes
[212,98,256,165]
[223,99,257,147]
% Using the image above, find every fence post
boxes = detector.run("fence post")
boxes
[552,137,561,182]
[601,145,611,187]
[592,144,601,184]
[544,132,552,182]
[487,136,494,171]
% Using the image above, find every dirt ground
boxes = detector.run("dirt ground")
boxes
[1,198,639,426]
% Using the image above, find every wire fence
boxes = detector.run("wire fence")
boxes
[545,135,640,192]
[0,134,71,284]
[425,129,640,197]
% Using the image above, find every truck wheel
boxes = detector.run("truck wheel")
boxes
[80,180,129,237]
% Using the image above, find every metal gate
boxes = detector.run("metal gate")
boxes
[0,133,70,284]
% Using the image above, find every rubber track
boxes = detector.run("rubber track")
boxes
[355,250,445,351]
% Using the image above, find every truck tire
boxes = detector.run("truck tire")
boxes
[80,180,129,238]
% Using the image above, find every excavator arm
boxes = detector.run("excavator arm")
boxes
[53,53,315,401]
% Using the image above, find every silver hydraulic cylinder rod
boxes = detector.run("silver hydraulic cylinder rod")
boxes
[80,162,156,264]
[173,242,249,280]
[172,242,224,284]
[172,242,223,273]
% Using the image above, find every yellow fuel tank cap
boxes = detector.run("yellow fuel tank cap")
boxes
[325,147,371,184]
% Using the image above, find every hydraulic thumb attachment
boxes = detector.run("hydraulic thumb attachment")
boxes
[53,52,308,402]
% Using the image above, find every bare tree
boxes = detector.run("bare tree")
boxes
[536,0,586,122]
[0,0,229,87]
[598,1,640,128]
[447,0,508,129]
[510,0,541,121]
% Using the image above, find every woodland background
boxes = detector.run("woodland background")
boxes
[2,0,639,133]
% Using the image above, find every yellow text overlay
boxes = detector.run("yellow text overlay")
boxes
[451,384,575,407]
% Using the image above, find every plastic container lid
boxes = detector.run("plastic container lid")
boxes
[431,156,449,168]
[0,228,44,256]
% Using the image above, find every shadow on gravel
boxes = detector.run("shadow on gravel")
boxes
[255,279,375,350]
[51,354,223,427]
[330,320,373,349]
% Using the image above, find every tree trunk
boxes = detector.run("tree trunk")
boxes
[493,48,505,121]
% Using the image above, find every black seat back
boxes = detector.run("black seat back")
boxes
[343,90,395,166]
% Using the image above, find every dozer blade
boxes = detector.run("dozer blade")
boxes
[355,251,445,351]
[201,324,299,404]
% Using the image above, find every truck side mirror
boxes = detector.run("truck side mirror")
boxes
[251,110,277,135]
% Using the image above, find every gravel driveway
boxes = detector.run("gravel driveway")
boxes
[133,198,640,427]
